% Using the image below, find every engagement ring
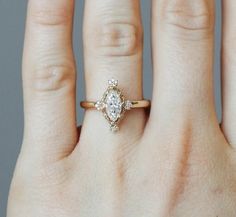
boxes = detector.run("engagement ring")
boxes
[80,79,150,132]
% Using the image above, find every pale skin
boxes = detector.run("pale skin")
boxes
[6,0,236,216]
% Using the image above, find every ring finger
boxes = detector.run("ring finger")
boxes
[79,0,145,146]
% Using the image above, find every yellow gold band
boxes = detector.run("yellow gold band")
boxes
[80,100,151,109]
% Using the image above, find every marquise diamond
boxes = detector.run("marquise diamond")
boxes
[93,79,136,132]
[105,89,122,122]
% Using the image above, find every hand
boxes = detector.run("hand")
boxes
[7,0,236,216]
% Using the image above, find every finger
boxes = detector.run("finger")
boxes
[135,1,219,212]
[21,0,77,162]
[149,0,217,132]
[221,0,236,148]
[80,0,145,144]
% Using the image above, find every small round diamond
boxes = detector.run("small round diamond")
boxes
[110,124,119,132]
[95,101,105,111]
[108,79,118,87]
[124,100,133,110]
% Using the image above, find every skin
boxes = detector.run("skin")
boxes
[7,0,236,216]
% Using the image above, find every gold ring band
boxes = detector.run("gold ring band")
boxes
[80,100,150,109]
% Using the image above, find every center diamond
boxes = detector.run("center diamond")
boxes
[95,79,130,132]
[105,89,123,122]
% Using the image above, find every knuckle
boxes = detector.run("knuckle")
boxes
[165,12,212,32]
[29,1,71,26]
[32,64,75,93]
[85,23,142,56]
[163,0,213,40]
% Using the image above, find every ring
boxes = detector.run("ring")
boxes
[80,79,151,132]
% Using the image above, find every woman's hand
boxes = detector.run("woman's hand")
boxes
[7,0,236,216]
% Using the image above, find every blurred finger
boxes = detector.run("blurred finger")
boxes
[221,0,236,148]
